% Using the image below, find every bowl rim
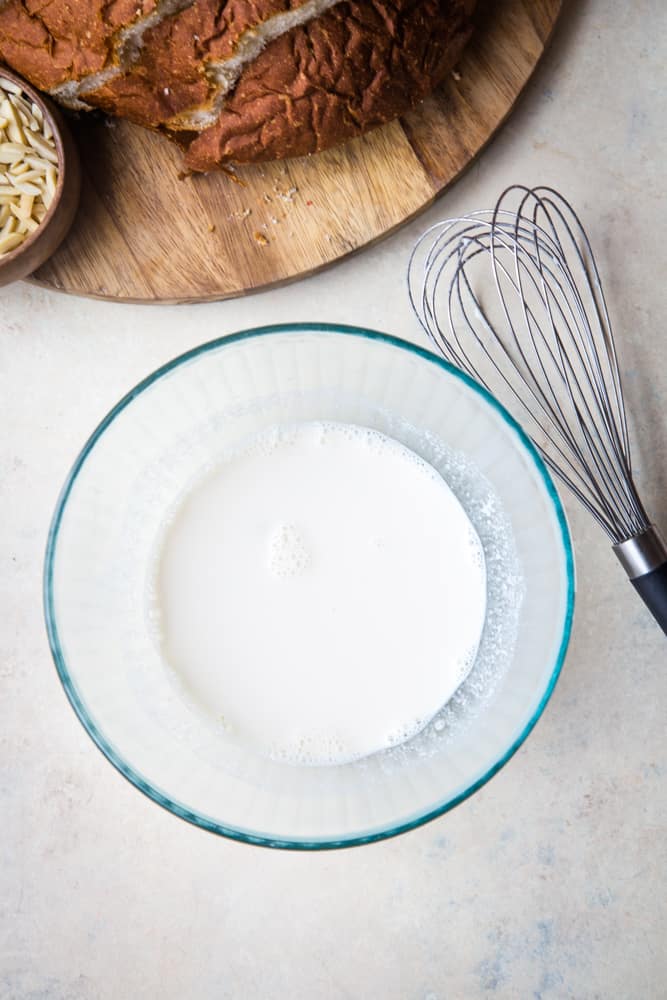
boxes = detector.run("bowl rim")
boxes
[0,67,66,268]
[43,322,575,850]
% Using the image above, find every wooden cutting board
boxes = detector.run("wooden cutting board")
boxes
[31,0,562,304]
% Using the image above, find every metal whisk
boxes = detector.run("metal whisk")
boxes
[408,185,667,634]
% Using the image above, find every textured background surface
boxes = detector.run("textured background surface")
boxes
[1,1,666,997]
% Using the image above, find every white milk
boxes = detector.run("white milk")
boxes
[154,422,487,765]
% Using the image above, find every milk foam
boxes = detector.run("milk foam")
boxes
[153,422,487,765]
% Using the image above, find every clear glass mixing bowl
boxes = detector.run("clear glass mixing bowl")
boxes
[44,324,574,848]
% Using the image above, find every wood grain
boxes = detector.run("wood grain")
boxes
[31,0,563,304]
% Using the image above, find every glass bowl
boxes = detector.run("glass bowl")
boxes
[44,324,574,848]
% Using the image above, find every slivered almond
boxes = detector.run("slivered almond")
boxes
[9,169,41,184]
[24,155,49,173]
[18,216,39,235]
[19,194,34,218]
[24,130,59,163]
[0,213,16,237]
[1,98,26,143]
[0,80,60,259]
[11,180,42,196]
[0,79,22,97]
[0,232,24,254]
[0,143,27,163]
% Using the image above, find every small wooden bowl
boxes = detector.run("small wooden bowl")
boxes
[0,66,81,288]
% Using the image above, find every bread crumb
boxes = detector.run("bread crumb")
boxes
[451,69,462,82]
[254,231,269,246]
[274,185,298,203]
[208,223,216,233]
[228,207,251,221]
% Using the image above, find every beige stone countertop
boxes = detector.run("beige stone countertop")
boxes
[1,2,665,997]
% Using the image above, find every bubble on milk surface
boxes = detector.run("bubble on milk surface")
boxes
[269,732,350,766]
[358,417,526,774]
[267,522,311,580]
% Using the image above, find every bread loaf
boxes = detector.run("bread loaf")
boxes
[0,0,476,170]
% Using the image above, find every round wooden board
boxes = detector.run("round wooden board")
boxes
[31,0,562,304]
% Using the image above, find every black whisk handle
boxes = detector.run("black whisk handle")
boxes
[630,564,667,636]
[614,527,667,636]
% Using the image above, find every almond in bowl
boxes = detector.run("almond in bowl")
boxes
[0,68,80,288]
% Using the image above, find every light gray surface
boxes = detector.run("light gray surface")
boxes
[1,2,666,997]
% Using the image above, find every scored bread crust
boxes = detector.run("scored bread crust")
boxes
[0,0,476,170]
[89,0,344,129]
[184,0,475,169]
[0,0,161,91]
[0,0,342,124]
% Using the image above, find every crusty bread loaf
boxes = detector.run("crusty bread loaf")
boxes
[0,0,476,170]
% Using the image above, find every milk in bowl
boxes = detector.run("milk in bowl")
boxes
[152,421,487,765]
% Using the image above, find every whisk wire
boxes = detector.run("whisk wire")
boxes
[525,190,631,463]
[408,186,651,543]
[503,232,641,532]
[450,236,628,537]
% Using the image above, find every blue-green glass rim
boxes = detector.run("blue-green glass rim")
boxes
[43,322,575,850]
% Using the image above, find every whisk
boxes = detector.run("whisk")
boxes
[408,185,667,635]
